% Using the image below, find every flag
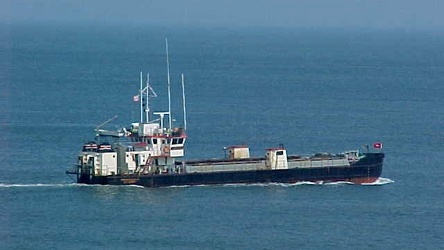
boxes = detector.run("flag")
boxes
[133,95,139,102]
[373,142,383,149]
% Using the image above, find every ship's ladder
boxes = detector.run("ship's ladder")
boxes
[138,157,154,174]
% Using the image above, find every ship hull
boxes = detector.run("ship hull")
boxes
[77,153,384,187]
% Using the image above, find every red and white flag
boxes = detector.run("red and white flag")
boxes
[373,142,383,149]
[133,95,139,102]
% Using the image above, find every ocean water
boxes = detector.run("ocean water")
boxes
[1,23,443,249]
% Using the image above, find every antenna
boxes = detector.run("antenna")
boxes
[166,38,172,129]
[181,73,187,130]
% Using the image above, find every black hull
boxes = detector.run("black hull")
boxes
[77,153,384,187]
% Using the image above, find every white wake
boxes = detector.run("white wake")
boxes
[0,183,78,188]
[0,183,146,189]
[0,177,393,189]
[361,177,394,186]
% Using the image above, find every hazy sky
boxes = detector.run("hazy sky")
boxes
[1,0,443,30]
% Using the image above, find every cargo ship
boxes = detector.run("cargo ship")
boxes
[67,74,384,187]
[67,45,384,187]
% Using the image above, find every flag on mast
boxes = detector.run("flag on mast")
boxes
[373,142,383,149]
[133,95,139,102]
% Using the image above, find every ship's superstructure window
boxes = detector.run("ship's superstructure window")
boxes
[173,138,184,144]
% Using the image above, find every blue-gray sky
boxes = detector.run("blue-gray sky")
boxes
[1,0,443,30]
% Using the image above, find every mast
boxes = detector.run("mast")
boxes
[145,73,150,122]
[139,71,143,123]
[181,73,187,130]
[165,38,172,130]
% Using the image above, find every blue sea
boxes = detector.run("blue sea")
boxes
[1,23,443,249]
